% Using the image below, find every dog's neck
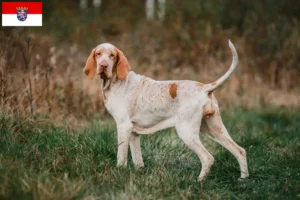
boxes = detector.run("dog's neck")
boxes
[100,72,125,104]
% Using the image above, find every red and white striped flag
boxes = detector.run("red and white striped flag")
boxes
[2,2,42,26]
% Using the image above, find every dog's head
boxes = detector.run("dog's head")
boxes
[83,43,131,81]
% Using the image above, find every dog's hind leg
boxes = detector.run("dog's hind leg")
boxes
[176,119,214,182]
[202,95,249,179]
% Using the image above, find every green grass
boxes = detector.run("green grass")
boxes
[0,108,300,199]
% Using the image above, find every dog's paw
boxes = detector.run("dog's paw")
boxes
[117,161,127,168]
[238,176,249,182]
[197,176,206,182]
[135,164,144,169]
[240,172,249,180]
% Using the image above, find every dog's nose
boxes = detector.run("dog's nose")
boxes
[97,61,108,74]
[100,63,107,68]
[99,61,108,68]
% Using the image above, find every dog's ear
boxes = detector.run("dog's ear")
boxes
[115,47,131,80]
[83,49,96,80]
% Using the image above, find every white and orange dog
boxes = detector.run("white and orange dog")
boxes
[83,40,249,181]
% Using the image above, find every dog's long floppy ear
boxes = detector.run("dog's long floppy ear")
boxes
[115,47,131,80]
[83,49,96,80]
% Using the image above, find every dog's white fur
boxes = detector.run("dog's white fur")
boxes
[83,40,249,182]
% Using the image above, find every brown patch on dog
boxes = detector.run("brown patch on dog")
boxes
[203,92,215,118]
[169,83,178,99]
[115,47,131,80]
[211,81,217,86]
[203,109,215,117]
[83,49,96,80]
[197,82,205,87]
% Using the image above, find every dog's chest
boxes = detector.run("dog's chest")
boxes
[104,91,128,118]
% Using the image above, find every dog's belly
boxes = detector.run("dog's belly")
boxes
[130,99,178,128]
[131,109,171,128]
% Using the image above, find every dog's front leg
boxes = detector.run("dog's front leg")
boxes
[117,123,133,167]
[130,132,144,168]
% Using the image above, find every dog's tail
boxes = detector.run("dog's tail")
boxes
[203,40,238,93]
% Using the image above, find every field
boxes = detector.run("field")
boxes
[1,1,300,199]
[1,108,299,200]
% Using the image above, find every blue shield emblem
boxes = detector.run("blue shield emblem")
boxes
[17,9,28,21]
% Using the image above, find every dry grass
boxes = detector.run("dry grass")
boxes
[0,29,105,122]
[1,19,300,122]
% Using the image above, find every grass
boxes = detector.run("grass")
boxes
[0,108,299,200]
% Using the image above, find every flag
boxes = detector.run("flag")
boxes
[2,2,42,26]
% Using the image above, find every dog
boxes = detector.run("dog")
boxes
[83,40,249,182]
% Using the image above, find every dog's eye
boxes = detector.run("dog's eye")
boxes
[96,52,101,56]
[110,54,115,59]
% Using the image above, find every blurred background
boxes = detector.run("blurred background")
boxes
[1,0,300,122]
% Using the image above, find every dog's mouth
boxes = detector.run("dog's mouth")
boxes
[100,72,108,80]
[99,71,111,89]
[99,70,112,80]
